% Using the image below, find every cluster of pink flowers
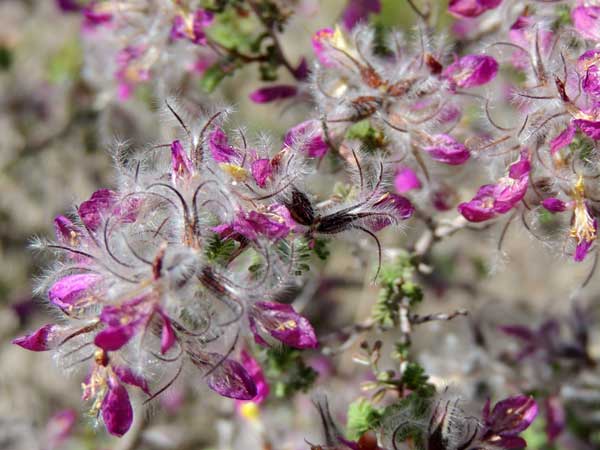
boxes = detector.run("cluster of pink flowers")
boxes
[15,0,600,446]
[13,102,411,436]
[56,0,218,100]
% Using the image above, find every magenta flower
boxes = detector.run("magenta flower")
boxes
[82,2,112,31]
[578,50,600,99]
[12,324,59,352]
[78,188,139,231]
[423,134,471,165]
[545,396,565,442]
[249,85,298,103]
[283,120,328,158]
[312,28,337,67]
[480,396,538,449]
[448,0,502,18]
[115,46,150,101]
[541,177,597,262]
[342,0,381,30]
[215,204,293,242]
[508,15,553,70]
[171,9,214,45]
[394,166,422,194]
[171,140,195,184]
[79,349,152,437]
[251,158,273,188]
[54,215,79,244]
[249,301,318,349]
[541,198,567,213]
[208,128,241,163]
[500,320,561,361]
[113,365,151,396]
[189,352,257,400]
[99,375,133,436]
[549,124,576,155]
[293,57,309,80]
[458,150,530,222]
[572,4,600,41]
[573,115,600,140]
[43,409,77,450]
[48,273,101,311]
[94,296,176,354]
[444,54,498,89]
[78,189,117,231]
[368,193,414,231]
[239,349,269,404]
[55,0,81,12]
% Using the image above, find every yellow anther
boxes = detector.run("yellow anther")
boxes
[219,163,249,182]
[239,402,261,422]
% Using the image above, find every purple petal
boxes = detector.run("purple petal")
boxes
[578,50,600,98]
[574,233,594,262]
[293,57,309,80]
[499,325,536,341]
[550,125,576,154]
[249,85,298,103]
[12,324,58,351]
[94,324,139,351]
[82,3,113,30]
[114,366,151,395]
[209,128,240,163]
[48,273,101,311]
[574,118,600,140]
[239,349,270,403]
[448,0,502,18]
[55,0,81,12]
[159,312,176,355]
[369,193,414,231]
[342,0,381,30]
[487,395,538,435]
[492,151,530,213]
[101,379,133,437]
[283,120,328,158]
[53,215,79,244]
[572,6,600,42]
[78,189,117,231]
[251,158,273,188]
[232,208,291,241]
[252,301,318,349]
[545,396,565,441]
[423,134,470,165]
[44,409,77,449]
[170,15,187,40]
[394,166,422,193]
[205,356,257,400]
[171,140,194,183]
[542,198,567,213]
[458,184,498,222]
[191,9,213,45]
[444,54,498,89]
[312,28,336,67]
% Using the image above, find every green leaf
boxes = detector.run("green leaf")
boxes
[47,39,82,83]
[200,63,229,93]
[346,399,383,440]
[0,46,13,71]
[346,120,387,152]
[402,362,434,396]
[206,7,259,53]
[205,233,236,265]
[312,238,331,261]
[263,346,318,398]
